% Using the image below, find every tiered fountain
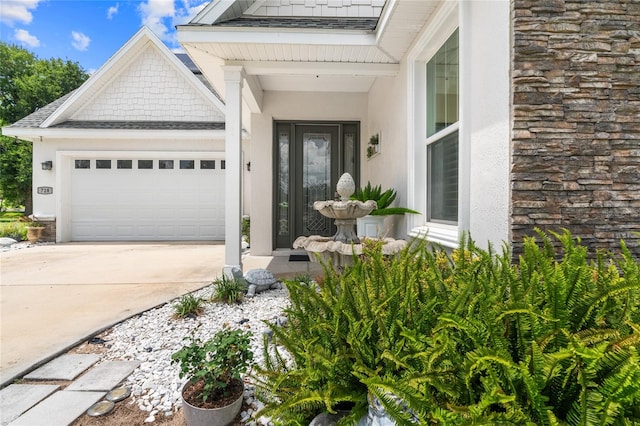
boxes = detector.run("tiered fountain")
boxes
[293,173,407,270]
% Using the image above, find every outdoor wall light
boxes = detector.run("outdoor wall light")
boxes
[41,161,53,170]
[246,161,251,172]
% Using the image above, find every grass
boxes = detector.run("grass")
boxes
[0,211,25,222]
[0,212,28,241]
[172,294,205,319]
[210,275,245,304]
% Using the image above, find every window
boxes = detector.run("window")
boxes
[221,160,226,170]
[75,160,90,169]
[200,160,215,169]
[96,160,111,169]
[159,160,174,169]
[426,29,459,224]
[138,160,153,169]
[180,160,195,169]
[117,160,132,169]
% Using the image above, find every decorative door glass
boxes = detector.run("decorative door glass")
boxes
[302,132,332,235]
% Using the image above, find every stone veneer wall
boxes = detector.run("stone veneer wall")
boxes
[511,0,640,256]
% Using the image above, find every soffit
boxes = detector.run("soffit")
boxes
[178,0,443,95]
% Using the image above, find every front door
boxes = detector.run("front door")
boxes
[274,121,359,248]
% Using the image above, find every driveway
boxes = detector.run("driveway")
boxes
[0,242,227,386]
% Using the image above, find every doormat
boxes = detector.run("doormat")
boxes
[289,254,310,262]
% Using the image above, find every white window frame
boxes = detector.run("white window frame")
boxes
[406,1,462,248]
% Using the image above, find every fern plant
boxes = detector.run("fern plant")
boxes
[253,231,640,425]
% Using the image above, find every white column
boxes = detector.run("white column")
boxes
[223,66,244,276]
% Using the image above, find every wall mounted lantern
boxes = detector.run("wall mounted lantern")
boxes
[41,161,53,170]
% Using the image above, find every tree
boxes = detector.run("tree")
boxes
[0,43,89,214]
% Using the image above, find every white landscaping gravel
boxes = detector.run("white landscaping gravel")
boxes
[96,285,292,425]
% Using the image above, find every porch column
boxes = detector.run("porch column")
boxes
[222,65,244,276]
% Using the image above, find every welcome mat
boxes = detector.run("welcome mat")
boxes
[289,254,310,262]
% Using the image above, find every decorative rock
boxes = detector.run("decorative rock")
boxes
[88,285,291,420]
[0,237,17,247]
[86,400,115,417]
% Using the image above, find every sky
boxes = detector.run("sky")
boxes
[0,0,210,73]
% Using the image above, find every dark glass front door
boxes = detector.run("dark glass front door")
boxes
[274,122,359,248]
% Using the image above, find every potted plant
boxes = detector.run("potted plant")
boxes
[366,133,380,159]
[24,220,45,243]
[351,182,419,238]
[171,327,253,426]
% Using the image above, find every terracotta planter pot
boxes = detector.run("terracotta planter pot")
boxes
[26,226,45,243]
[181,381,243,426]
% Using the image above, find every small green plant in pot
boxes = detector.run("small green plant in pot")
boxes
[351,182,419,216]
[351,182,419,238]
[172,327,253,426]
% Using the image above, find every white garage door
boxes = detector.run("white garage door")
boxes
[70,156,225,241]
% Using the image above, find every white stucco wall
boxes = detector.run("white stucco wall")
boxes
[250,91,368,255]
[365,71,412,239]
[461,0,511,250]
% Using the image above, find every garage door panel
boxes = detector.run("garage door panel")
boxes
[71,156,225,241]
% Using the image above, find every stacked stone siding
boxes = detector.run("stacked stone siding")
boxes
[511,0,640,256]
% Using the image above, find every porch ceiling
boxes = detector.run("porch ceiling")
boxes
[177,1,442,99]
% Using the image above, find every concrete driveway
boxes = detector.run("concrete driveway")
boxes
[0,242,228,386]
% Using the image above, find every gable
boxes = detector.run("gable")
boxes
[71,44,224,122]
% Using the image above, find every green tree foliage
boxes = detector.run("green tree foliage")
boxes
[0,42,89,212]
[254,230,640,425]
[0,133,32,211]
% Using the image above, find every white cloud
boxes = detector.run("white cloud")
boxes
[1,0,42,25]
[14,28,40,47]
[139,0,175,41]
[172,0,207,26]
[71,31,91,51]
[107,3,119,20]
[138,0,208,45]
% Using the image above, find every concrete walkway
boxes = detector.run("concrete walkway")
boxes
[0,243,320,387]
[1,354,140,425]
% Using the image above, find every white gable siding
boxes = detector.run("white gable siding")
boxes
[249,0,384,17]
[72,45,224,122]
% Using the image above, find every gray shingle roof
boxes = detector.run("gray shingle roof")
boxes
[49,121,225,130]
[8,91,76,129]
[211,17,378,31]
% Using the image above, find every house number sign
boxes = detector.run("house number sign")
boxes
[37,186,53,195]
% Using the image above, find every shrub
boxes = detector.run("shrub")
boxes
[254,231,640,425]
[0,221,27,240]
[172,327,253,403]
[173,294,205,319]
[211,275,245,304]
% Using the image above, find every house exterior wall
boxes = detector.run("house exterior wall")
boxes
[463,0,511,250]
[366,73,411,239]
[72,45,224,122]
[512,0,640,256]
[404,0,511,250]
[250,90,368,255]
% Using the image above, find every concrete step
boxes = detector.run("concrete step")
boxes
[24,354,101,381]
[6,390,104,426]
[66,360,140,392]
[0,384,59,426]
